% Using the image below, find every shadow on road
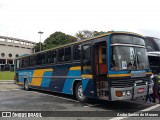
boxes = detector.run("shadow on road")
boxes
[30,88,153,112]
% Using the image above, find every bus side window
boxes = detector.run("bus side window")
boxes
[37,53,45,65]
[82,44,92,74]
[58,48,64,63]
[64,47,71,62]
[46,51,51,64]
[23,57,30,67]
[74,44,81,61]
[52,51,57,63]
[30,55,37,66]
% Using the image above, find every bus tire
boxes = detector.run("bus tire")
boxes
[75,82,88,103]
[24,79,30,91]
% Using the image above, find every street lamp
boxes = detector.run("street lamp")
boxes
[38,31,44,52]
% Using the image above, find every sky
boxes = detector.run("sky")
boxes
[0,0,160,43]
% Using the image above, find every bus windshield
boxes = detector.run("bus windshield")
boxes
[154,38,160,50]
[111,44,149,70]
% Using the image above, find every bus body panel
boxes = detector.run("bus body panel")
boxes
[15,31,153,102]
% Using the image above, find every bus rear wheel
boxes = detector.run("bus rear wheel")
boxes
[24,79,30,91]
[75,82,88,103]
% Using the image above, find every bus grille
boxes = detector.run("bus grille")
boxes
[110,77,150,88]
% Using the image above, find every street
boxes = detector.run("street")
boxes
[0,82,160,120]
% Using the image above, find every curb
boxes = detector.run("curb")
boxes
[0,80,14,84]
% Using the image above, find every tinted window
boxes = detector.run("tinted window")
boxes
[52,51,57,63]
[82,44,92,74]
[37,53,46,65]
[19,59,23,68]
[145,38,157,52]
[65,47,71,62]
[46,51,57,64]
[58,48,64,62]
[82,45,90,61]
[111,35,132,44]
[23,57,30,67]
[111,35,145,46]
[133,37,145,45]
[46,51,52,63]
[30,55,37,66]
[74,44,81,61]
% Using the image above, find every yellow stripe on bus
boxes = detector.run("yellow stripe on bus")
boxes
[31,70,44,86]
[81,74,93,79]
[31,68,53,86]
[70,66,81,70]
[108,74,131,77]
[44,69,53,72]
[70,66,91,70]
[146,72,152,75]
[16,82,23,85]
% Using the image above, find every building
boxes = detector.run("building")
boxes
[0,35,36,71]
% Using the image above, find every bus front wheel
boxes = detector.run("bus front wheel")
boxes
[24,79,30,91]
[75,82,88,103]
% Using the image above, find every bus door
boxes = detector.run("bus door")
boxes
[94,41,109,99]
[81,44,95,98]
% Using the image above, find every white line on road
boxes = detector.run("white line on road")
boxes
[109,104,160,120]
[141,104,160,111]
[0,89,20,92]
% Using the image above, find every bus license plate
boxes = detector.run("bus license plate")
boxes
[137,88,144,93]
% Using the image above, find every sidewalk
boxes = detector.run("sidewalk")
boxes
[0,80,14,84]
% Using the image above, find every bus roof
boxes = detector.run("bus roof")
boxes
[16,31,144,59]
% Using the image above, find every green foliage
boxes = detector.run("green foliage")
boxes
[75,30,106,40]
[34,30,106,52]
[34,42,45,52]
[0,71,15,80]
[43,32,77,50]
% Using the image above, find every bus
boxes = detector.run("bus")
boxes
[15,31,153,102]
[147,52,160,74]
[145,37,160,73]
[145,37,160,52]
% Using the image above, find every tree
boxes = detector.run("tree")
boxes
[75,30,106,40]
[34,42,45,53]
[33,32,77,52]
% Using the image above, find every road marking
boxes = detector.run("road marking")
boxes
[0,90,10,92]
[109,104,160,120]
[141,104,160,111]
[0,89,20,92]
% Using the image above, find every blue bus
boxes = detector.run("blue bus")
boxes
[15,31,153,102]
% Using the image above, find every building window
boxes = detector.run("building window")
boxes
[1,53,5,57]
[9,54,12,57]
[15,54,19,58]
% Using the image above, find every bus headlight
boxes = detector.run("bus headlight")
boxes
[122,91,126,96]
[126,91,131,96]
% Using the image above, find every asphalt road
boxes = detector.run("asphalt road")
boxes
[0,82,160,120]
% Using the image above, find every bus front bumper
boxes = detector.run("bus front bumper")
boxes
[111,84,154,101]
